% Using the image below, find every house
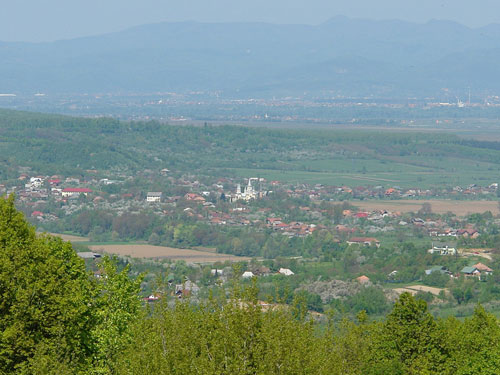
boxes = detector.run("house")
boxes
[356,275,370,284]
[355,212,369,219]
[428,245,457,256]
[347,237,380,247]
[175,280,200,298]
[473,263,493,275]
[273,223,289,231]
[61,188,92,197]
[266,218,283,226]
[385,188,397,196]
[144,294,161,303]
[146,192,162,203]
[461,266,481,277]
[336,225,355,234]
[29,177,44,188]
[32,211,44,218]
[253,266,271,276]
[388,270,399,278]
[77,252,102,260]
[47,178,61,186]
[278,268,294,276]
[242,271,255,278]
[457,229,480,239]
[210,217,226,225]
[425,266,451,275]
[184,193,206,203]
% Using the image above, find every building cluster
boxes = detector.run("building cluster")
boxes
[284,183,499,201]
[425,262,494,280]
[7,174,98,221]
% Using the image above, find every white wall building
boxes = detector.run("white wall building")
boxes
[278,268,294,276]
[147,192,162,203]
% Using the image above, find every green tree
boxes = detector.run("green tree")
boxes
[90,257,143,374]
[445,305,500,375]
[366,292,447,374]
[0,196,143,374]
[0,195,92,373]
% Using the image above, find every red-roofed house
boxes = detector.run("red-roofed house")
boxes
[274,223,289,230]
[355,212,369,218]
[385,188,398,196]
[266,218,283,226]
[473,263,493,275]
[48,179,61,186]
[457,229,480,239]
[184,193,206,202]
[356,275,370,284]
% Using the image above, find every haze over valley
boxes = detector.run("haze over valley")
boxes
[2,17,500,98]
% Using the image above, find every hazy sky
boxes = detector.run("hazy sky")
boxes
[2,0,499,42]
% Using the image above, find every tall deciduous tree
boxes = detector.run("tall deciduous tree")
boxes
[366,292,448,374]
[0,195,93,373]
[0,196,142,374]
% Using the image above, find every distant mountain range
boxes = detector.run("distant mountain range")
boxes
[1,16,500,98]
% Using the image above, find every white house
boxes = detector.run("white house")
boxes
[62,188,92,197]
[428,245,457,256]
[29,177,43,188]
[278,268,294,276]
[147,192,162,203]
[242,271,255,278]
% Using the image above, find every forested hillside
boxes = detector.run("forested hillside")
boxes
[2,109,500,188]
[2,198,500,374]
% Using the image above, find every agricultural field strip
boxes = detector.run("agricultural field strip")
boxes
[45,233,89,242]
[88,244,251,262]
[394,285,447,296]
[45,234,249,262]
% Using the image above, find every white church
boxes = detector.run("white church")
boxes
[228,178,267,202]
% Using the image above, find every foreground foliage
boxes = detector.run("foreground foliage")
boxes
[0,196,142,374]
[2,197,500,374]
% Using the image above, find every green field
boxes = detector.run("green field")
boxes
[229,165,497,189]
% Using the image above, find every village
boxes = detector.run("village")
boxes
[2,166,498,311]
[4,169,497,244]
[0,168,498,246]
